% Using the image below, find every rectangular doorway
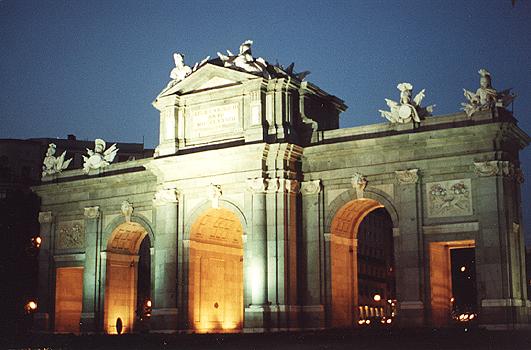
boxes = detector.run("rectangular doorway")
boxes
[429,240,475,327]
[55,267,83,333]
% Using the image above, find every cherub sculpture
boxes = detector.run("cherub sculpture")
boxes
[42,143,72,177]
[217,40,270,78]
[461,69,515,117]
[379,83,435,124]
[82,139,119,174]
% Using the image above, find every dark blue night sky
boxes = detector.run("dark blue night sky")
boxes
[1,0,530,242]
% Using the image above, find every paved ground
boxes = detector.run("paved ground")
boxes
[3,328,531,350]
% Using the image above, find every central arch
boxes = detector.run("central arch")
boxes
[104,221,150,334]
[329,196,396,327]
[188,207,244,332]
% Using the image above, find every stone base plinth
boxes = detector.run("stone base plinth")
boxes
[150,308,178,332]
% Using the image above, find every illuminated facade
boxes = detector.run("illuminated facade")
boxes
[32,53,530,333]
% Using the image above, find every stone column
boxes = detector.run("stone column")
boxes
[34,211,53,331]
[394,169,424,326]
[264,178,300,329]
[473,161,529,327]
[151,188,179,331]
[81,206,100,333]
[245,177,269,329]
[300,180,324,328]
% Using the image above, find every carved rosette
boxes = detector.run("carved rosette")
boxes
[38,211,53,224]
[56,221,85,250]
[121,201,133,222]
[247,177,268,193]
[208,184,222,208]
[300,180,321,195]
[83,206,100,219]
[395,169,419,185]
[153,187,179,206]
[352,173,368,198]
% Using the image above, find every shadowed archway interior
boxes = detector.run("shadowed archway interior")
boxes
[104,222,148,334]
[188,208,244,332]
[330,198,386,327]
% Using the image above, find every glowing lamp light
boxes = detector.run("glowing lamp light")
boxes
[386,318,392,324]
[25,300,38,314]
[373,294,381,302]
[450,297,455,303]
[460,266,466,272]
[146,300,152,307]
[358,320,365,325]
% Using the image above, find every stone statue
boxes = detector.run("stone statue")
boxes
[82,139,119,174]
[169,53,192,82]
[462,69,516,117]
[42,143,72,177]
[379,83,435,124]
[217,40,270,78]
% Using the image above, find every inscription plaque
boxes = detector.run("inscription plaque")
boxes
[188,103,240,138]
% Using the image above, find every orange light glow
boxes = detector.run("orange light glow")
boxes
[25,300,38,313]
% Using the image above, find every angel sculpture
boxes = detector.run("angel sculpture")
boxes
[461,69,515,117]
[82,139,119,174]
[42,143,72,177]
[379,83,435,124]
[217,40,270,78]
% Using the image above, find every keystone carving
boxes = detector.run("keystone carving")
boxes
[121,201,133,222]
[208,184,222,208]
[352,173,368,198]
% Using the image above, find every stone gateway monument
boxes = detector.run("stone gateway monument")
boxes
[32,41,530,334]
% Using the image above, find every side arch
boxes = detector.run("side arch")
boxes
[325,185,399,327]
[102,213,155,250]
[184,199,248,240]
[325,186,399,233]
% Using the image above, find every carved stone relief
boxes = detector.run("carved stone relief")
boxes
[395,169,419,185]
[153,187,179,205]
[121,201,133,222]
[38,211,52,224]
[84,206,100,219]
[352,173,368,198]
[208,184,222,208]
[473,160,524,183]
[300,180,321,195]
[56,220,85,250]
[426,179,472,218]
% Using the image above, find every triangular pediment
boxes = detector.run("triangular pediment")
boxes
[158,63,261,98]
